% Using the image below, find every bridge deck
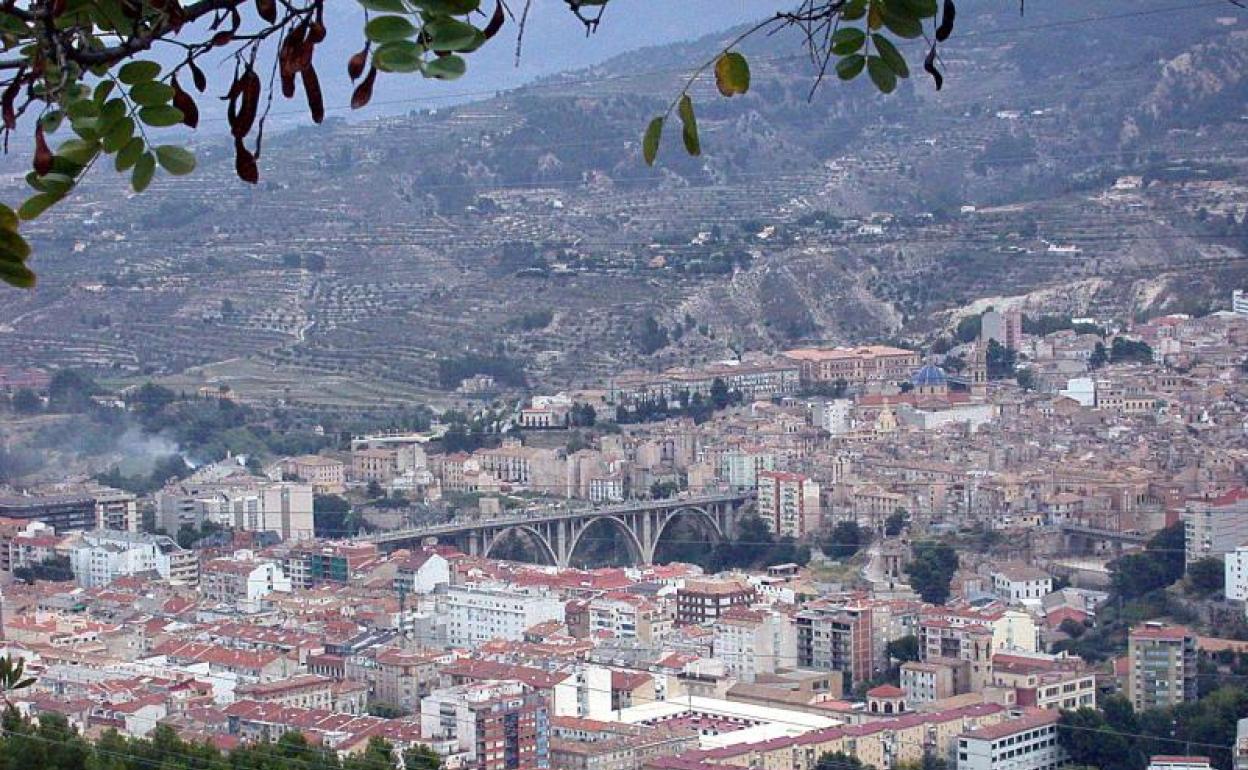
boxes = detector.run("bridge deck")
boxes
[359,493,752,545]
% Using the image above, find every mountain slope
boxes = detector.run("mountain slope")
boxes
[0,0,1245,405]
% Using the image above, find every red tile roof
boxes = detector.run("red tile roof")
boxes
[961,709,1058,741]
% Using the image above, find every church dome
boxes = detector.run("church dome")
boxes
[911,363,948,388]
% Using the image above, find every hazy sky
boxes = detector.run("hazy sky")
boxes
[257,0,793,122]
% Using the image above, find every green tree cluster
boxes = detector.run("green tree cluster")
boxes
[884,510,909,537]
[1110,337,1154,365]
[985,339,1017,379]
[906,542,959,604]
[886,634,920,663]
[1059,687,1248,770]
[614,385,742,425]
[436,353,526,390]
[1090,342,1109,369]
[659,515,811,572]
[46,370,102,413]
[314,494,368,538]
[0,716,443,770]
[821,521,871,560]
[1109,523,1185,600]
[1186,557,1225,597]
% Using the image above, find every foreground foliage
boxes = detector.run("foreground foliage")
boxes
[0,715,442,770]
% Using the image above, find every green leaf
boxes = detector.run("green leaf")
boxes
[357,0,408,10]
[899,0,939,18]
[138,105,184,127]
[70,118,99,142]
[102,117,135,153]
[422,54,466,80]
[365,15,418,43]
[130,81,175,107]
[0,259,36,289]
[50,156,85,176]
[0,229,31,262]
[93,79,116,105]
[18,191,63,220]
[56,138,98,165]
[872,34,909,77]
[713,52,750,97]
[0,204,18,232]
[12,678,35,690]
[841,0,868,20]
[642,116,663,166]
[118,60,161,84]
[38,110,63,134]
[373,41,424,73]
[155,145,196,175]
[836,54,866,80]
[65,98,98,119]
[426,18,480,51]
[98,98,127,128]
[831,27,867,56]
[882,8,923,38]
[26,172,75,195]
[131,152,156,193]
[677,95,700,157]
[412,0,480,13]
[115,137,144,172]
[867,55,898,92]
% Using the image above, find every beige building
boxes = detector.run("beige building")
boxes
[345,647,443,714]
[278,455,346,494]
[1128,623,1197,712]
[783,345,920,387]
[235,674,367,714]
[351,449,399,483]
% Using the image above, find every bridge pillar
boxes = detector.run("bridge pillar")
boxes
[554,520,571,569]
[639,511,655,566]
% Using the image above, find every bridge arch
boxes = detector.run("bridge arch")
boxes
[482,525,559,566]
[568,515,645,566]
[651,506,725,562]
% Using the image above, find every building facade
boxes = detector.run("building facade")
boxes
[1128,624,1198,712]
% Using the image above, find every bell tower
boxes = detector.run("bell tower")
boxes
[970,341,988,399]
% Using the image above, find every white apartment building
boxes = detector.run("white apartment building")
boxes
[713,608,797,684]
[718,448,776,492]
[991,566,1054,608]
[92,487,138,532]
[818,399,854,436]
[1183,489,1248,566]
[1233,289,1248,316]
[588,475,626,503]
[200,551,292,611]
[551,665,612,719]
[443,584,565,648]
[1226,546,1248,604]
[587,596,668,645]
[957,710,1065,770]
[756,471,821,538]
[157,480,314,542]
[69,530,198,588]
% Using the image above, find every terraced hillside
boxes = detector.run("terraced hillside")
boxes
[1,0,1246,405]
